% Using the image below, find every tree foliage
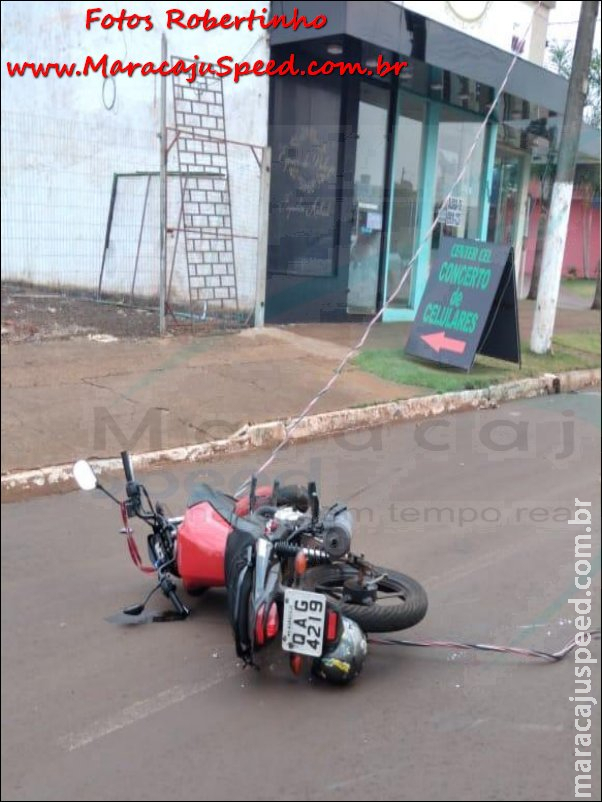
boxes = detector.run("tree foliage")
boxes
[546,40,601,128]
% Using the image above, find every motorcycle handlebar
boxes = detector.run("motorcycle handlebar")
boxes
[121,451,135,484]
[168,588,188,617]
[159,576,189,618]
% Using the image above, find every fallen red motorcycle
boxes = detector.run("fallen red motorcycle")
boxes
[73,451,428,684]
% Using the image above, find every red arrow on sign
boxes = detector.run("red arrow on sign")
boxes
[420,331,467,355]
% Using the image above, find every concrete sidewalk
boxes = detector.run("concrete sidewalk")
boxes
[1,327,423,475]
[2,299,599,478]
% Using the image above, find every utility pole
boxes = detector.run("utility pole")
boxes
[254,146,271,327]
[159,32,168,336]
[530,0,599,354]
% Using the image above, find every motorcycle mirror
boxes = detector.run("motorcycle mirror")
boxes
[73,460,98,491]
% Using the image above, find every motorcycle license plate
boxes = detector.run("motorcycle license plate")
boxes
[282,589,326,658]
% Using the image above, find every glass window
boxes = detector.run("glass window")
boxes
[431,106,485,256]
[386,92,427,308]
[347,83,389,314]
[488,150,525,248]
[268,76,342,278]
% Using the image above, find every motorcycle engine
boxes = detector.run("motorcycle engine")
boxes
[321,505,353,558]
[274,506,306,524]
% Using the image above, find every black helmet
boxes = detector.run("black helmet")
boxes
[312,617,367,684]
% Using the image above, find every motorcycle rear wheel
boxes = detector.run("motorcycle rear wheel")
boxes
[304,563,427,633]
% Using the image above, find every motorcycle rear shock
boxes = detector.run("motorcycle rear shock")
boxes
[272,542,330,565]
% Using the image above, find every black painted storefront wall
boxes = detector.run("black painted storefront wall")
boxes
[266,53,360,323]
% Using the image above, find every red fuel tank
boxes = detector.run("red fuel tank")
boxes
[176,501,233,591]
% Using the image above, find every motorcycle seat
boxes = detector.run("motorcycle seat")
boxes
[187,483,237,521]
[187,483,268,539]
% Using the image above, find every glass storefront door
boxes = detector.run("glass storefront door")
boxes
[347,83,389,314]
[347,90,493,320]
[431,106,486,257]
[385,93,427,308]
[487,149,525,249]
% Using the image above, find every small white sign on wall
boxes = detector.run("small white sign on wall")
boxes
[445,196,464,228]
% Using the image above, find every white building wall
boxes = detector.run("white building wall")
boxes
[1,1,270,308]
[397,1,551,64]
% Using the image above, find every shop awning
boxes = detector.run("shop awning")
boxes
[271,0,600,160]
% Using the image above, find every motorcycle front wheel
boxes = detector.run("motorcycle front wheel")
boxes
[304,563,428,633]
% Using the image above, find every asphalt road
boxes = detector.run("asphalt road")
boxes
[1,393,600,801]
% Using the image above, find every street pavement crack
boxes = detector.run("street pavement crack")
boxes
[170,409,234,441]
[80,377,140,406]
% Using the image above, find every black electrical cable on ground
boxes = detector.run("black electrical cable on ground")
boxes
[367,629,601,663]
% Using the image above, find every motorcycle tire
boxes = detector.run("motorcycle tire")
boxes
[304,563,428,633]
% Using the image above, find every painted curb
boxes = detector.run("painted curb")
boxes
[2,367,599,500]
